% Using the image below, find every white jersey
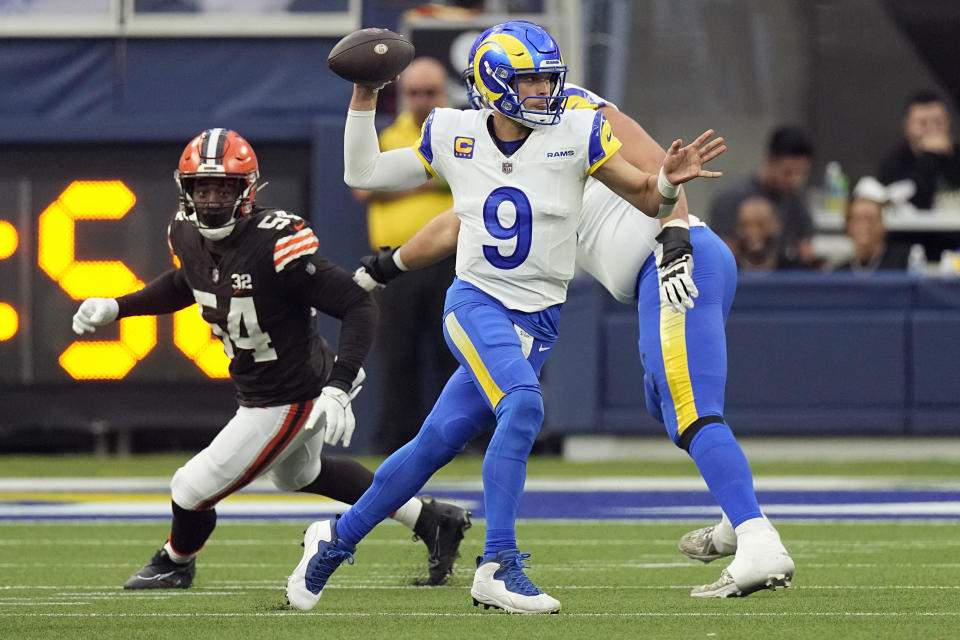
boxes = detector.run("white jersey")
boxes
[577,180,706,303]
[414,106,622,312]
[561,84,706,303]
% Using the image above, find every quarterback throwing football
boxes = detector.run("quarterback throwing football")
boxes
[286,21,725,614]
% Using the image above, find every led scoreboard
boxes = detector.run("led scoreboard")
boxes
[0,142,310,434]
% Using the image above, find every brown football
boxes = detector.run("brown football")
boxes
[327,28,415,86]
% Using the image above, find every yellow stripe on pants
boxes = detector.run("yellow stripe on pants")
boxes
[660,307,699,433]
[444,311,506,409]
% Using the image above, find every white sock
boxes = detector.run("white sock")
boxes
[163,541,197,564]
[391,497,423,530]
[711,512,738,553]
[734,517,787,555]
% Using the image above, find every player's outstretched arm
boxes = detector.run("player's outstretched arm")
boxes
[600,106,690,224]
[352,209,460,292]
[591,129,725,220]
[72,268,194,334]
[343,84,432,191]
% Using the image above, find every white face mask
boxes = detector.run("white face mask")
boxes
[197,224,236,241]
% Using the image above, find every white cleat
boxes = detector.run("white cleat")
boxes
[678,524,736,563]
[286,519,355,611]
[678,514,737,563]
[470,549,560,614]
[690,549,794,598]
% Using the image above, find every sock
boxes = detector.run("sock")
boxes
[483,529,517,561]
[168,501,216,559]
[391,497,423,530]
[688,422,762,528]
[163,540,195,564]
[336,427,460,547]
[481,388,543,558]
[297,454,374,504]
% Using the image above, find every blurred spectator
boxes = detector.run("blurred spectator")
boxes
[834,177,910,273]
[733,196,808,272]
[877,90,960,210]
[708,126,818,265]
[352,57,457,455]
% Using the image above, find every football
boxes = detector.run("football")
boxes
[327,28,415,86]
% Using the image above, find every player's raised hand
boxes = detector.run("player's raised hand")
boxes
[662,129,726,185]
[72,297,119,335]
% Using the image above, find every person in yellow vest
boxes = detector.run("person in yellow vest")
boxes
[352,57,457,454]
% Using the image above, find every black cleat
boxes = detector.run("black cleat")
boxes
[413,496,472,586]
[123,548,195,589]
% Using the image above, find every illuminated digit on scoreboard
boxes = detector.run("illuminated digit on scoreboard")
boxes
[38,181,157,380]
[0,220,17,341]
[173,307,230,378]
[38,180,232,380]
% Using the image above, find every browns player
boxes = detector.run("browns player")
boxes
[71,128,471,590]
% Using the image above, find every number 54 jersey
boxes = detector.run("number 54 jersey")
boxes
[414,107,622,312]
[167,207,334,407]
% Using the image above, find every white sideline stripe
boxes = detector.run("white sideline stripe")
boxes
[3,476,959,491]
[613,502,960,516]
[5,584,960,592]
[2,612,959,618]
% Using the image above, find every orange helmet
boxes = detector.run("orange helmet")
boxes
[175,128,261,240]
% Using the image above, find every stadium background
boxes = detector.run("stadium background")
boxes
[0,0,958,455]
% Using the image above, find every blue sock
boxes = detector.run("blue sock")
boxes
[337,370,491,547]
[483,529,517,560]
[688,422,762,528]
[482,388,543,558]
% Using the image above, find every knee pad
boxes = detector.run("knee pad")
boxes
[491,388,544,453]
[267,447,322,492]
[170,465,202,511]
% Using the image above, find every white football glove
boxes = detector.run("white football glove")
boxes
[352,266,383,292]
[305,385,362,448]
[654,222,699,314]
[72,297,120,335]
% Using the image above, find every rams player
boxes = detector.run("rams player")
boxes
[285,21,724,613]
[71,128,471,591]
[352,27,795,599]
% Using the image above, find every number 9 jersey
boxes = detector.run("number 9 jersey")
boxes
[413,107,622,312]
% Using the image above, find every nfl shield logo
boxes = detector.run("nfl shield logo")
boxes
[501,161,513,174]
[211,267,219,283]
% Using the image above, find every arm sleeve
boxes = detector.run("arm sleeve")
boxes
[281,254,378,391]
[343,109,432,190]
[116,268,194,318]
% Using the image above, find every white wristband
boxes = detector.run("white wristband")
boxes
[660,218,689,230]
[658,167,680,200]
[392,250,409,272]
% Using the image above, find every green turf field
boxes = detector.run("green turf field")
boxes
[1,454,958,639]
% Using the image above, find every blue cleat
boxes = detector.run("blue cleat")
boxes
[286,518,355,610]
[470,549,560,614]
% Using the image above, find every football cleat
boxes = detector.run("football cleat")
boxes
[286,518,355,611]
[413,496,472,586]
[123,547,195,589]
[678,522,737,564]
[690,548,795,598]
[470,549,560,614]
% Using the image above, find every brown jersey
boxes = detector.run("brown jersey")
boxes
[157,207,375,407]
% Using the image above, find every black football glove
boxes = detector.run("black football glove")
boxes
[654,222,699,313]
[352,246,403,292]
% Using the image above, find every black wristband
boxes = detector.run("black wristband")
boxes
[655,226,692,265]
[359,246,403,284]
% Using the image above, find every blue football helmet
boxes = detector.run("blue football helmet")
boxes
[470,21,567,127]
